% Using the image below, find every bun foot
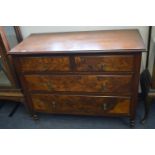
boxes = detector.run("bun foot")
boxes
[130,119,135,128]
[32,114,39,121]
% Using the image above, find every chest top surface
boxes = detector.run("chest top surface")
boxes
[9,29,146,55]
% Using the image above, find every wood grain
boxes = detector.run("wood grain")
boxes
[24,74,132,93]
[31,94,130,115]
[75,55,134,72]
[18,56,70,72]
[9,29,146,55]
[9,30,145,127]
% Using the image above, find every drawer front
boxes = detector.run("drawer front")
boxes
[31,95,51,112]
[75,55,134,72]
[18,56,70,72]
[24,75,132,93]
[31,94,130,115]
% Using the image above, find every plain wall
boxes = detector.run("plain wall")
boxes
[20,26,149,71]
[148,27,155,76]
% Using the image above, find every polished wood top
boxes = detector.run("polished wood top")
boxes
[9,29,146,55]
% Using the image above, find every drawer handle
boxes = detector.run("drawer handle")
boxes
[102,103,115,111]
[102,103,108,111]
[52,101,56,108]
[46,82,54,91]
[100,64,105,71]
[101,83,107,91]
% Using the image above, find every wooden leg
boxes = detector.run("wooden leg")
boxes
[32,114,39,120]
[130,118,135,128]
[141,97,152,124]
[22,99,38,120]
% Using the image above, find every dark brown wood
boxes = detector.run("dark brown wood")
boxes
[24,74,132,93]
[9,30,145,55]
[130,118,135,128]
[129,53,142,127]
[18,56,70,72]
[75,55,134,72]
[31,94,130,115]
[10,30,146,127]
[14,26,23,43]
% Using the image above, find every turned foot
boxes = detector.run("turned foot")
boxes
[32,114,39,120]
[130,119,135,128]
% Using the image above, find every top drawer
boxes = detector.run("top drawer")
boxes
[75,55,134,72]
[18,56,70,72]
[17,54,134,73]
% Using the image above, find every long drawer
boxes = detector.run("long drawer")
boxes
[24,74,132,93]
[31,94,130,115]
[75,55,134,72]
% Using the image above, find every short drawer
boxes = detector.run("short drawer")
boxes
[24,74,132,93]
[75,55,134,72]
[31,94,130,115]
[18,56,70,72]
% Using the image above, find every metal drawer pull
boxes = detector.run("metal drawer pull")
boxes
[52,101,56,108]
[100,64,105,70]
[46,82,53,91]
[101,83,107,91]
[102,103,108,111]
[102,103,115,111]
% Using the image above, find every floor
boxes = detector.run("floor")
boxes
[0,100,155,129]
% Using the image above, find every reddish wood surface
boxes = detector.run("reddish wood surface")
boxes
[10,30,145,127]
[18,56,70,72]
[16,54,134,73]
[24,74,132,93]
[9,29,145,55]
[75,55,134,72]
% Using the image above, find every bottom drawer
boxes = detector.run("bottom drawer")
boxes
[30,94,131,116]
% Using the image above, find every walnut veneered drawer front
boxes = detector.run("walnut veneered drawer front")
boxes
[18,56,70,72]
[31,94,130,115]
[75,55,134,72]
[24,74,132,93]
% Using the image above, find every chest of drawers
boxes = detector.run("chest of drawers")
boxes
[9,30,145,127]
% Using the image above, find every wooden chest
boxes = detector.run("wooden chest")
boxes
[9,30,146,127]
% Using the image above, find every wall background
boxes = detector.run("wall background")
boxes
[148,27,155,76]
[20,26,149,71]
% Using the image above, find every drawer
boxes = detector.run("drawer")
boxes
[31,94,130,115]
[75,55,134,72]
[18,56,70,72]
[24,74,132,93]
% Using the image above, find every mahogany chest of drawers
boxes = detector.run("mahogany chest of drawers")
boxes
[9,30,145,127]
